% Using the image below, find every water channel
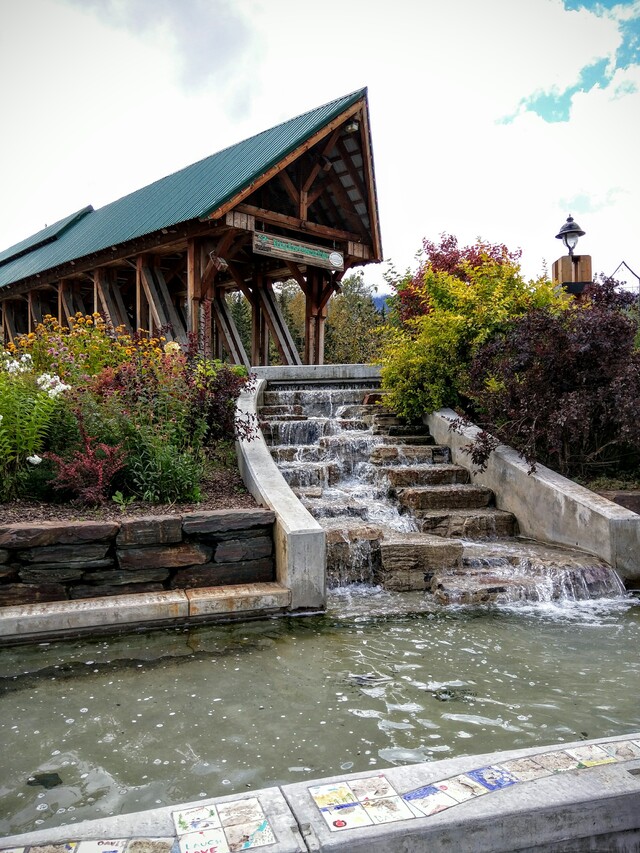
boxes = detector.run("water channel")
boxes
[1,589,638,836]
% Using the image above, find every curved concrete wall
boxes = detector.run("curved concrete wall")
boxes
[426,408,640,581]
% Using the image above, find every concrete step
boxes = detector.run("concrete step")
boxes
[414,508,519,538]
[0,583,292,642]
[382,463,470,488]
[395,484,494,510]
[369,444,450,465]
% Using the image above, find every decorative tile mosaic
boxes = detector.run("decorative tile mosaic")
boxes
[172,797,275,851]
[76,842,128,853]
[601,740,640,761]
[466,766,518,792]
[565,745,617,767]
[496,757,551,782]
[433,774,488,803]
[124,840,174,853]
[178,829,229,853]
[29,846,79,853]
[308,739,640,833]
[403,785,458,817]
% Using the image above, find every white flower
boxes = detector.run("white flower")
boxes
[27,454,42,465]
[36,373,70,398]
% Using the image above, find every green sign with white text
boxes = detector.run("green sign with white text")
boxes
[253,232,344,271]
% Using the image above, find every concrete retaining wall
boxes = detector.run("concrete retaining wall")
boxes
[235,365,381,611]
[3,734,640,852]
[426,408,640,581]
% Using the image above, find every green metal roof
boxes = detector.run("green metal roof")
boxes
[0,88,367,290]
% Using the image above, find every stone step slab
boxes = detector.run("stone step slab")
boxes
[379,533,463,591]
[382,463,470,487]
[414,508,519,538]
[395,484,494,510]
[369,444,450,465]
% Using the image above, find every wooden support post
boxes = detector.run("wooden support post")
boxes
[187,238,202,339]
[304,268,335,364]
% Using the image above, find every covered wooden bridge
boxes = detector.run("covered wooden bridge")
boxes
[0,88,382,366]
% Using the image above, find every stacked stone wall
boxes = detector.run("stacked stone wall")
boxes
[0,509,275,607]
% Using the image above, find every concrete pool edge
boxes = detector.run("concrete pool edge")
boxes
[3,733,640,852]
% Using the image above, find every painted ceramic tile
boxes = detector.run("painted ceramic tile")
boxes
[348,775,398,802]
[435,774,488,802]
[600,740,640,761]
[0,848,26,853]
[497,757,552,782]
[178,829,229,853]
[174,805,221,835]
[467,765,519,791]
[361,796,416,824]
[29,845,79,853]
[224,818,276,851]
[125,840,174,853]
[565,745,617,767]
[535,750,583,773]
[217,798,264,828]
[309,782,356,809]
[403,785,458,817]
[126,838,174,853]
[77,841,128,853]
[319,802,373,831]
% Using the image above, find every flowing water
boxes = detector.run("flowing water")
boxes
[1,590,638,836]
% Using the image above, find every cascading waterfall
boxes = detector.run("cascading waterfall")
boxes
[260,380,628,604]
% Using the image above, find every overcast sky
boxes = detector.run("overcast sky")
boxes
[0,0,638,292]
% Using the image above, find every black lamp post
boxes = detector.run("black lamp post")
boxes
[555,215,585,258]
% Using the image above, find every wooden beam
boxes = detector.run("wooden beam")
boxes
[235,203,361,244]
[336,138,369,205]
[284,261,309,296]
[358,100,383,261]
[153,264,187,344]
[278,169,299,206]
[205,100,364,222]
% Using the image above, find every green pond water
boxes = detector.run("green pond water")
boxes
[1,588,639,837]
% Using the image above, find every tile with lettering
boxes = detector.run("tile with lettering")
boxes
[435,774,488,802]
[125,840,174,853]
[217,798,265,828]
[535,751,584,773]
[600,740,640,762]
[178,829,229,853]
[348,775,398,802]
[30,846,79,853]
[497,757,552,782]
[309,782,356,809]
[403,784,458,817]
[565,745,617,767]
[174,805,221,835]
[224,818,276,851]
[467,765,519,791]
[361,796,416,824]
[319,802,373,831]
[78,841,128,853]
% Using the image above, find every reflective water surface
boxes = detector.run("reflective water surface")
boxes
[1,589,639,836]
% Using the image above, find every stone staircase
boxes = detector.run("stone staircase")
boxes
[259,383,624,605]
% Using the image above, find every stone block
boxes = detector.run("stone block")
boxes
[18,542,111,563]
[171,558,274,588]
[19,557,115,572]
[0,582,67,606]
[0,521,119,549]
[182,509,275,534]
[80,568,170,585]
[0,549,9,564]
[396,484,493,510]
[117,515,184,546]
[19,566,85,583]
[214,535,272,563]
[70,583,165,600]
[116,542,212,570]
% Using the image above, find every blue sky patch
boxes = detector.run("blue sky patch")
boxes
[502,1,639,123]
